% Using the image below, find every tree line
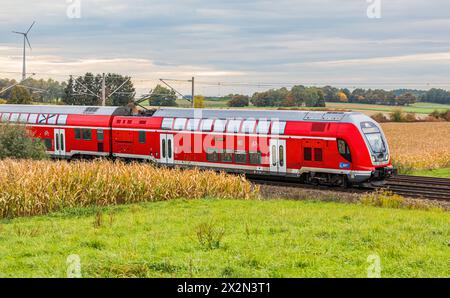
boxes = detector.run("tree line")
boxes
[0,78,66,104]
[225,86,447,107]
[2,75,450,107]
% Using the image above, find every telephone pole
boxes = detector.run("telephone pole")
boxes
[101,73,106,106]
[191,76,195,107]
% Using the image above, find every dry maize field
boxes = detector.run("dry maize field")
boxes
[381,122,450,170]
[0,159,258,219]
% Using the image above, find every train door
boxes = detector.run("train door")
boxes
[269,139,286,173]
[54,129,66,156]
[160,134,174,164]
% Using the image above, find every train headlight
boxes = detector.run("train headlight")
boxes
[371,155,376,163]
[385,154,390,161]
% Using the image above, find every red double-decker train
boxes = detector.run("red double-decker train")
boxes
[0,104,394,186]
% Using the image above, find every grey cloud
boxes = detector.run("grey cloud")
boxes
[0,0,450,94]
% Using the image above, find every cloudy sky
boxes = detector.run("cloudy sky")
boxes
[1,0,450,95]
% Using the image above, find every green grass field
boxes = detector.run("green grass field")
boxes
[325,102,450,115]
[0,199,448,278]
[410,168,450,178]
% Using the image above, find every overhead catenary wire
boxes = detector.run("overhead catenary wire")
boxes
[1,71,450,99]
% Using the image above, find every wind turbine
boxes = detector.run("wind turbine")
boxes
[12,21,35,81]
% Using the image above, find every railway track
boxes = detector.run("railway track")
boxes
[382,175,450,201]
[247,174,450,202]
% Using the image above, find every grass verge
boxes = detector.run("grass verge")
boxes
[0,199,448,278]
[410,168,450,179]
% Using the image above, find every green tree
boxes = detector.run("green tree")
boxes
[321,86,339,102]
[350,88,367,103]
[420,88,450,104]
[288,85,306,106]
[63,73,135,106]
[8,86,32,104]
[63,72,101,105]
[148,85,177,106]
[251,88,289,107]
[104,74,135,106]
[0,125,47,160]
[227,94,249,107]
[63,76,76,105]
[397,93,417,106]
[303,87,325,107]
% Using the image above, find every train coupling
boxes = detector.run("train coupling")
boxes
[372,166,396,180]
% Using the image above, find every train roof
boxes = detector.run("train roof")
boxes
[0,104,131,116]
[152,108,363,122]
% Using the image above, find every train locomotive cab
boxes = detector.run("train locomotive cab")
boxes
[340,114,395,186]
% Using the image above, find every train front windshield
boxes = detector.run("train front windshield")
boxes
[365,132,386,153]
[360,122,387,154]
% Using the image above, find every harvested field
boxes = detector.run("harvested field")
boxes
[381,122,450,170]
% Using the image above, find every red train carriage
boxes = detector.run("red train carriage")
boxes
[0,104,394,186]
[0,105,130,158]
[111,108,394,186]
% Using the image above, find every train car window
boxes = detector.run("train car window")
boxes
[27,114,38,124]
[161,118,174,130]
[314,148,323,162]
[57,115,68,125]
[47,114,58,125]
[249,151,262,164]
[162,139,166,158]
[37,114,48,124]
[256,120,270,135]
[173,118,187,131]
[97,129,104,142]
[201,119,214,132]
[271,145,277,166]
[1,113,10,122]
[187,119,201,131]
[75,128,81,140]
[213,119,226,132]
[235,151,247,164]
[82,129,92,140]
[221,150,233,163]
[55,134,60,151]
[206,149,218,162]
[19,114,29,123]
[304,148,312,161]
[337,139,352,162]
[279,145,285,166]
[271,121,286,135]
[168,139,172,158]
[226,120,242,133]
[9,113,20,123]
[241,120,257,134]
[60,134,64,151]
[138,131,146,143]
